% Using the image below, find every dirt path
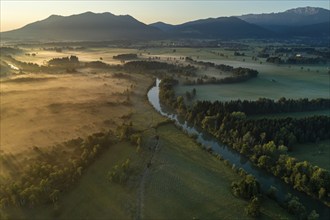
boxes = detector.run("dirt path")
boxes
[135,134,159,220]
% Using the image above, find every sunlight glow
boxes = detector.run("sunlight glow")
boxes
[1,0,329,32]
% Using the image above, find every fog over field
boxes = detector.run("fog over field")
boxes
[0,4,329,220]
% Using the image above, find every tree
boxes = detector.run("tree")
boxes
[245,196,261,217]
[231,111,246,120]
[262,141,276,156]
[286,195,306,218]
[49,189,60,204]
[69,55,79,63]
[28,194,38,207]
[40,178,50,192]
[258,155,271,168]
[307,210,319,220]
[318,187,326,199]
[192,88,196,97]
[231,174,260,199]
[0,198,9,209]
[201,116,217,131]
[77,167,83,176]
[278,145,288,154]
[267,186,278,199]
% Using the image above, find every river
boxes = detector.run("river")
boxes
[147,78,330,219]
[8,63,19,70]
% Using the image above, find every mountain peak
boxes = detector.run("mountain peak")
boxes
[151,21,171,25]
[46,14,63,20]
[73,11,115,17]
[150,21,174,32]
[81,11,95,15]
[286,7,325,15]
[239,6,329,27]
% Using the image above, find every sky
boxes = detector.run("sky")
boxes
[1,0,329,32]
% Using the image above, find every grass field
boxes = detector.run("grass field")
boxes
[2,141,141,220]
[290,140,330,171]
[13,47,139,65]
[0,72,132,179]
[176,77,329,101]
[144,124,293,220]
[0,70,153,220]
[3,124,293,220]
[175,66,329,101]
[141,47,329,101]
[0,45,153,178]
[145,47,328,71]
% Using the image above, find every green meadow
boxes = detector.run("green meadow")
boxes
[141,47,329,101]
[175,61,329,101]
[290,140,330,171]
[144,124,292,220]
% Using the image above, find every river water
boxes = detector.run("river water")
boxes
[147,78,330,219]
[8,63,19,70]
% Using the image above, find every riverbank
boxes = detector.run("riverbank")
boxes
[148,78,330,219]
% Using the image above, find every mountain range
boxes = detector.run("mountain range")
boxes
[151,17,274,39]
[1,7,329,41]
[1,12,163,41]
[238,6,330,36]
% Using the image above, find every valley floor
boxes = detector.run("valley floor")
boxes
[0,72,293,219]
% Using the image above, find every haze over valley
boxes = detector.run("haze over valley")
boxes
[0,3,329,220]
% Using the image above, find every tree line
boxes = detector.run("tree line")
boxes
[266,56,327,65]
[186,98,330,116]
[184,57,258,85]
[123,60,197,76]
[185,57,258,75]
[159,77,330,204]
[113,53,138,61]
[4,55,40,72]
[274,47,330,59]
[48,55,79,66]
[0,130,117,208]
[202,129,318,219]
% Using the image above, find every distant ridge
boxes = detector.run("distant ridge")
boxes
[284,22,330,38]
[169,16,274,39]
[149,22,174,32]
[238,6,330,36]
[1,7,329,41]
[1,12,163,41]
[239,7,330,26]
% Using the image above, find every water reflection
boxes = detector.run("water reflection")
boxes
[8,63,19,70]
